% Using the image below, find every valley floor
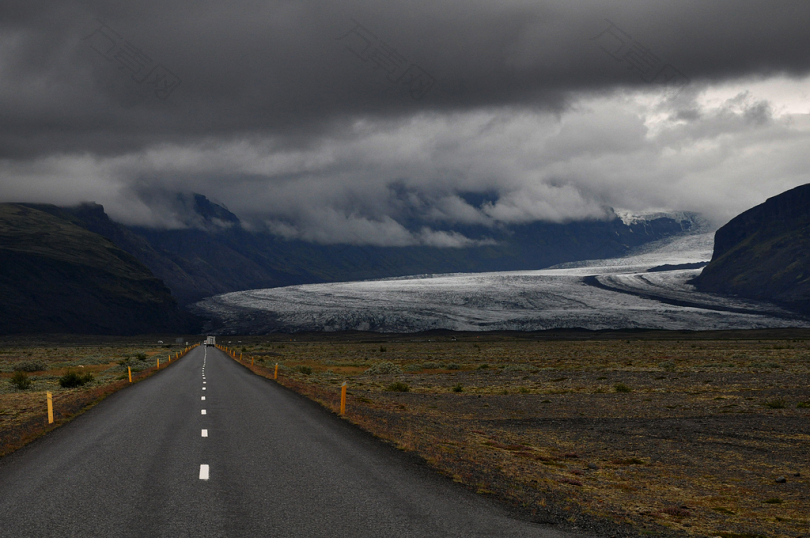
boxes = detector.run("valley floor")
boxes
[233,332,810,538]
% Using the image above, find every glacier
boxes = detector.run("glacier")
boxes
[191,231,809,333]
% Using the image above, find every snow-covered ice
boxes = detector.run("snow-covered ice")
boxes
[191,232,808,333]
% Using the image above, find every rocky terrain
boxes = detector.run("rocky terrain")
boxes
[693,183,810,314]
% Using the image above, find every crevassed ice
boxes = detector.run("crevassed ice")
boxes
[191,232,808,333]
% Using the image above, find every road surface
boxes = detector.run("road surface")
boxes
[0,346,593,537]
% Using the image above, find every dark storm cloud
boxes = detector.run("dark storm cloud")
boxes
[2,0,810,245]
[2,0,810,158]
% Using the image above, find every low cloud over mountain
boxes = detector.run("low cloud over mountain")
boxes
[2,1,810,244]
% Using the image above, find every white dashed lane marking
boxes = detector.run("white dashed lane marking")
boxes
[201,396,206,400]
[201,429,208,437]
[201,409,207,415]
[199,464,209,480]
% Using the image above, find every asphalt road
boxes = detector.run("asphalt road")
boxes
[0,346,593,537]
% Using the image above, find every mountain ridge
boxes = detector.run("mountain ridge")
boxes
[56,195,702,305]
[0,204,199,334]
[692,184,810,314]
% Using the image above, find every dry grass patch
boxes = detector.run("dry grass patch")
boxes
[0,337,194,456]
[233,334,810,538]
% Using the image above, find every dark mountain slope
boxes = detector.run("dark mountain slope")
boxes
[0,204,197,334]
[49,195,699,305]
[130,210,697,304]
[692,184,810,314]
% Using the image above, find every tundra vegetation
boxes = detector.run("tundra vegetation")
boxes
[0,337,190,456]
[2,332,808,537]
[237,332,810,538]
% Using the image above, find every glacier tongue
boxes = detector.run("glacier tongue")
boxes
[191,232,808,334]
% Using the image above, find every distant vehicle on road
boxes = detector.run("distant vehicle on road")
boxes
[205,336,216,347]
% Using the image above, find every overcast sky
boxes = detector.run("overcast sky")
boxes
[1,0,809,245]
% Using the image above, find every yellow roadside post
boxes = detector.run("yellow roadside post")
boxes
[274,363,278,380]
[47,391,54,424]
[251,356,254,366]
[128,366,132,383]
[157,356,160,369]
[340,382,347,415]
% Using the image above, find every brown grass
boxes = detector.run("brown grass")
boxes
[0,340,196,457]
[228,334,810,538]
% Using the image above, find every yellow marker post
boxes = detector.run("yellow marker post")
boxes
[340,382,347,415]
[128,366,132,383]
[176,352,178,359]
[274,363,278,380]
[251,356,254,366]
[47,391,54,424]
[240,352,243,361]
[157,356,160,369]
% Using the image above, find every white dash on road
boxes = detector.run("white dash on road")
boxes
[201,409,207,415]
[199,464,209,480]
[202,387,206,391]
[203,381,206,384]
[201,396,206,400]
[201,429,208,437]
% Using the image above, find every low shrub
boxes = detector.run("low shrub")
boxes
[296,366,312,375]
[614,383,632,393]
[452,383,463,393]
[59,371,94,388]
[764,399,786,409]
[476,363,489,370]
[503,364,532,372]
[386,381,410,392]
[13,360,47,372]
[447,363,461,370]
[10,371,32,390]
[797,401,810,409]
[659,361,676,372]
[661,506,690,517]
[365,361,402,375]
